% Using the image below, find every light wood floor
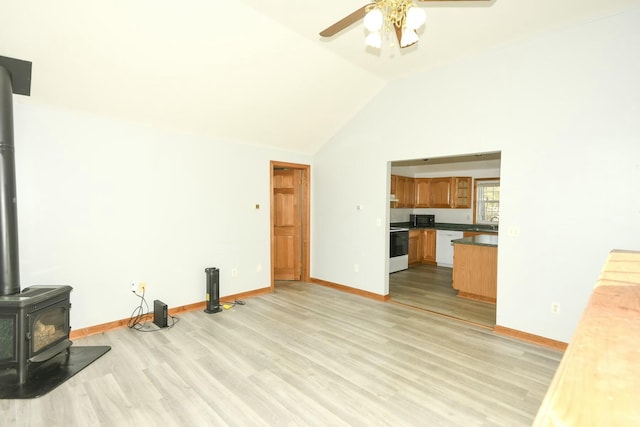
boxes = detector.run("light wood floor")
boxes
[1,282,561,426]
[390,264,497,328]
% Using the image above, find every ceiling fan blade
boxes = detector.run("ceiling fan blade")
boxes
[319,5,373,37]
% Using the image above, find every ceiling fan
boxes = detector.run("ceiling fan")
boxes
[320,0,491,48]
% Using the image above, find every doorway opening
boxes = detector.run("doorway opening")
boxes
[270,161,310,289]
[388,151,501,328]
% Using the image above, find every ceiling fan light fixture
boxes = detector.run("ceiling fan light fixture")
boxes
[320,0,493,51]
[405,6,426,30]
[365,31,383,48]
[364,8,384,31]
[400,29,419,47]
[362,0,424,49]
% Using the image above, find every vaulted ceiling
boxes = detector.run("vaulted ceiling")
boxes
[2,0,638,154]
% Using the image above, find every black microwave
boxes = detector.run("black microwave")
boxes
[410,214,435,228]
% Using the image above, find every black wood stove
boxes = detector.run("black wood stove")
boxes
[0,58,74,387]
[0,57,109,398]
[0,286,73,384]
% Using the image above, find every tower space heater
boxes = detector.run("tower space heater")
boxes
[204,267,222,313]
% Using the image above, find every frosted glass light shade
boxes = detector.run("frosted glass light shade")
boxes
[400,29,419,47]
[405,7,426,30]
[364,8,383,31]
[365,31,382,48]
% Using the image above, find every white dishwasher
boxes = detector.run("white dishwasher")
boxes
[436,230,464,267]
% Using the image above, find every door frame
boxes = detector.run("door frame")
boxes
[270,160,310,289]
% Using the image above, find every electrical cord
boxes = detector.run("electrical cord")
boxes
[167,314,180,328]
[128,289,244,330]
[219,298,246,309]
[127,288,180,332]
[128,288,150,330]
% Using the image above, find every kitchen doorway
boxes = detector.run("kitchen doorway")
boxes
[270,161,310,288]
[388,152,500,328]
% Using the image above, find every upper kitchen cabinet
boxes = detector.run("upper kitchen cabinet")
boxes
[414,178,431,208]
[429,177,453,208]
[391,175,415,208]
[391,174,472,209]
[452,177,472,208]
[427,176,472,208]
[390,174,398,206]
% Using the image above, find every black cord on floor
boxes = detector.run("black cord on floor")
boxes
[219,298,246,309]
[128,289,150,330]
[167,314,180,328]
[128,289,180,332]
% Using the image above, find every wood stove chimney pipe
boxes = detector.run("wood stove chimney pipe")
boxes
[0,64,21,296]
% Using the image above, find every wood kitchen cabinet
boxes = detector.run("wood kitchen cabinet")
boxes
[408,229,436,266]
[428,177,453,208]
[394,175,415,208]
[421,229,436,264]
[408,229,422,265]
[414,178,431,208]
[452,242,497,302]
[452,177,472,208]
[390,174,397,204]
[403,176,416,208]
[391,175,471,209]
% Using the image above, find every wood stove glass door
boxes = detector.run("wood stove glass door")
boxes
[31,307,67,354]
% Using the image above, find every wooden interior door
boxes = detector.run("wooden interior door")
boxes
[273,168,302,280]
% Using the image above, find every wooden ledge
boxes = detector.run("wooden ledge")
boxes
[533,249,640,426]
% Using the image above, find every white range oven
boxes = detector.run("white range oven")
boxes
[389,227,409,273]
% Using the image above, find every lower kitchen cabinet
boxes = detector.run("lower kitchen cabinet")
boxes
[408,230,422,265]
[421,229,436,264]
[408,229,436,266]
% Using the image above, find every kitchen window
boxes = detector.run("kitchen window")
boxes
[474,178,500,224]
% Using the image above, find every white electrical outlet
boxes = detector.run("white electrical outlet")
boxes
[354,264,359,273]
[232,268,238,278]
[131,280,147,294]
[508,226,521,237]
[257,263,262,272]
[551,302,560,314]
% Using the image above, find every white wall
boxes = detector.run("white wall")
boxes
[312,6,640,342]
[13,100,311,330]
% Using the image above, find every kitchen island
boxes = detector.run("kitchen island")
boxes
[451,234,498,303]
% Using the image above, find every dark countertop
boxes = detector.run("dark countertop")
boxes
[391,222,499,234]
[452,234,499,247]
